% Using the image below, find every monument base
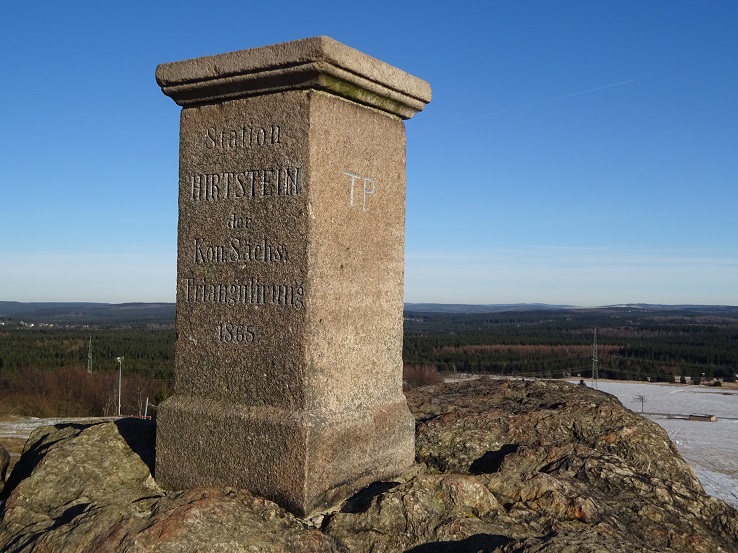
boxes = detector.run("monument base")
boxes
[155,395,415,516]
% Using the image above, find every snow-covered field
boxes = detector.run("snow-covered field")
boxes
[589,381,738,509]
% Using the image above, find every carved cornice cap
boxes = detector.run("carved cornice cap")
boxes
[156,36,432,119]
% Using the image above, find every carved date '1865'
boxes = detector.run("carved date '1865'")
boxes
[217,322,256,344]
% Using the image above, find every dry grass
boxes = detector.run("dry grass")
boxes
[0,366,172,418]
[403,364,444,390]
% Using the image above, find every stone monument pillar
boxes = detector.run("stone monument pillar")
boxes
[154,36,431,516]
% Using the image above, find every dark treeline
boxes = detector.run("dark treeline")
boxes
[403,308,738,382]
[2,305,737,416]
[0,327,174,374]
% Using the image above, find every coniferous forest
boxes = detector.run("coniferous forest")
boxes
[1,303,737,416]
[403,306,738,383]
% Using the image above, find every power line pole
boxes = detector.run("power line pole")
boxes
[592,327,599,389]
[116,356,124,417]
[87,336,93,374]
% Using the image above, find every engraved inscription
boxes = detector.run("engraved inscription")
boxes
[217,322,256,344]
[184,277,304,310]
[194,236,288,264]
[205,124,280,150]
[227,213,252,229]
[343,170,375,211]
[191,167,301,201]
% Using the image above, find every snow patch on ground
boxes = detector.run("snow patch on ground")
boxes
[590,381,738,509]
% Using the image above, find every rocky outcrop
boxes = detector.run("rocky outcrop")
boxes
[0,444,9,495]
[0,419,336,553]
[1,379,737,552]
[329,379,738,552]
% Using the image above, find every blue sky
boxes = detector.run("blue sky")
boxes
[1,1,736,306]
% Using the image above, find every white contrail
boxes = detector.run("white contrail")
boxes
[543,79,637,103]
[456,79,637,125]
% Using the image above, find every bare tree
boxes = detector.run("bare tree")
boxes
[634,394,646,413]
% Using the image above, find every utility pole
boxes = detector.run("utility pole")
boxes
[87,336,93,374]
[592,328,599,390]
[116,356,124,417]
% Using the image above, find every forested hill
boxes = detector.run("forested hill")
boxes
[0,302,175,327]
[1,302,737,414]
[2,301,737,327]
[403,305,738,382]
[405,303,738,315]
[403,303,575,313]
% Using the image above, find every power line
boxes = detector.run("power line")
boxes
[592,328,599,389]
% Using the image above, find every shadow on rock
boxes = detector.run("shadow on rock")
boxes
[1,423,89,501]
[114,418,156,474]
[405,533,514,552]
[469,444,519,475]
[340,481,400,514]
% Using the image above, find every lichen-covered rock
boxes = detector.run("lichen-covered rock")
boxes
[325,471,509,552]
[325,379,737,552]
[0,419,340,553]
[409,379,700,489]
[1,379,737,552]
[0,444,9,495]
[0,445,8,479]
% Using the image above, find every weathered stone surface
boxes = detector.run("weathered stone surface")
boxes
[156,37,429,516]
[409,379,700,489]
[156,36,432,118]
[397,380,738,553]
[1,379,737,552]
[0,444,8,494]
[0,420,340,552]
[0,445,8,477]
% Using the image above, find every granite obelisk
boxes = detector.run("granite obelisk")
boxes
[155,36,431,516]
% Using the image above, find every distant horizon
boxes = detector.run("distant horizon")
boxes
[2,299,737,309]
